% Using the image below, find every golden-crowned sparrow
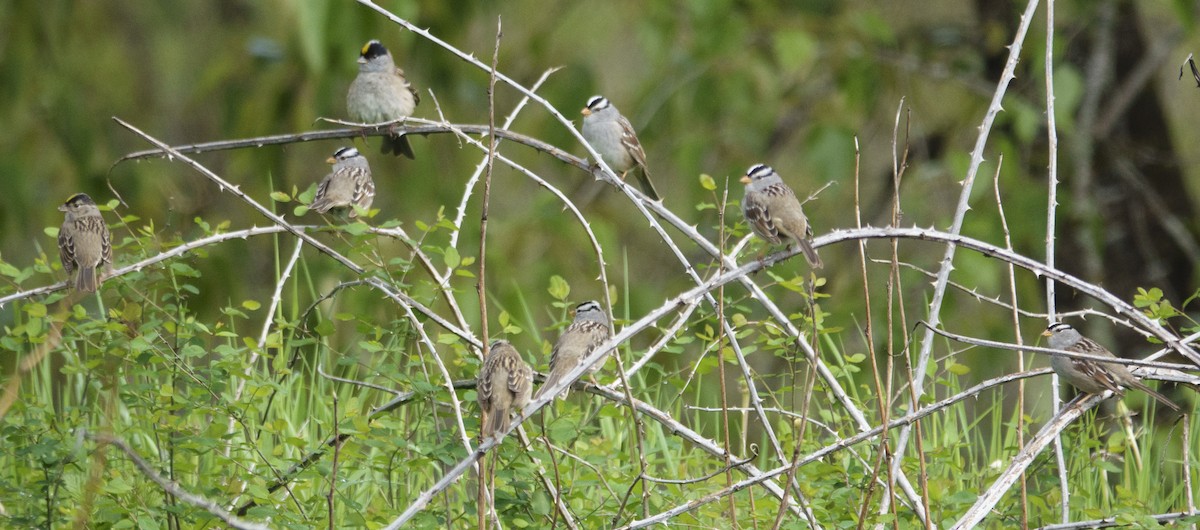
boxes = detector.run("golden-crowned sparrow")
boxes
[347,40,420,159]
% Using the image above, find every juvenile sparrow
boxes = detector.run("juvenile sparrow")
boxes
[347,40,419,159]
[740,164,823,268]
[310,146,375,218]
[58,193,112,293]
[478,340,533,439]
[1043,322,1180,411]
[580,96,660,200]
[533,300,611,401]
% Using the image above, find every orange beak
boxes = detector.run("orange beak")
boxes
[739,175,752,184]
[1041,330,1053,337]
[326,156,337,164]
[580,107,592,116]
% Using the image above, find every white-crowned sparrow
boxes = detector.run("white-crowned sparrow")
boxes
[310,146,375,218]
[347,40,419,159]
[580,96,660,200]
[1043,322,1180,411]
[478,340,533,439]
[58,193,112,293]
[533,300,611,401]
[740,163,823,268]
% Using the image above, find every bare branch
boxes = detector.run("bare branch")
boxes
[949,395,1100,530]
[92,433,270,530]
[112,117,365,274]
[618,369,1048,529]
[893,0,1044,497]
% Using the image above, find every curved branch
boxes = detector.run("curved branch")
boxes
[112,118,364,274]
[0,225,296,308]
[822,226,1200,366]
[619,369,1049,528]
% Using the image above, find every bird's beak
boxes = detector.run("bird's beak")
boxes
[57,204,68,212]
[739,175,752,184]
[1041,330,1052,337]
[580,107,591,116]
[326,156,337,164]
[357,57,367,64]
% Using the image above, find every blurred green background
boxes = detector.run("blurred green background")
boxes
[3,1,1197,336]
[0,0,1195,326]
[3,0,1200,525]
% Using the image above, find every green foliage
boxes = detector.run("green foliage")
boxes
[1,1,1197,528]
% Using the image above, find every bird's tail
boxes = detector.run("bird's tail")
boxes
[532,373,569,401]
[797,239,823,269]
[75,267,98,293]
[485,407,509,438]
[382,134,415,159]
[635,169,660,201]
[1127,379,1181,412]
[309,198,333,214]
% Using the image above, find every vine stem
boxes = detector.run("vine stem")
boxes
[475,17,501,530]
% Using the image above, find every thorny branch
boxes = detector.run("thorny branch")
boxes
[2,2,1186,527]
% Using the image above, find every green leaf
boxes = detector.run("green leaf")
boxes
[242,300,261,311]
[699,173,717,191]
[25,303,47,318]
[443,246,461,270]
[547,275,570,301]
[531,491,552,515]
[343,222,369,236]
[0,261,21,278]
[270,191,291,203]
[315,320,335,337]
[946,360,970,376]
[1133,287,1163,308]
[26,317,43,336]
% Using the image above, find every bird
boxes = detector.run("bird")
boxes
[1043,322,1180,411]
[533,300,612,401]
[347,39,420,159]
[478,340,533,439]
[310,146,375,218]
[740,163,823,268]
[58,193,112,293]
[580,95,660,200]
